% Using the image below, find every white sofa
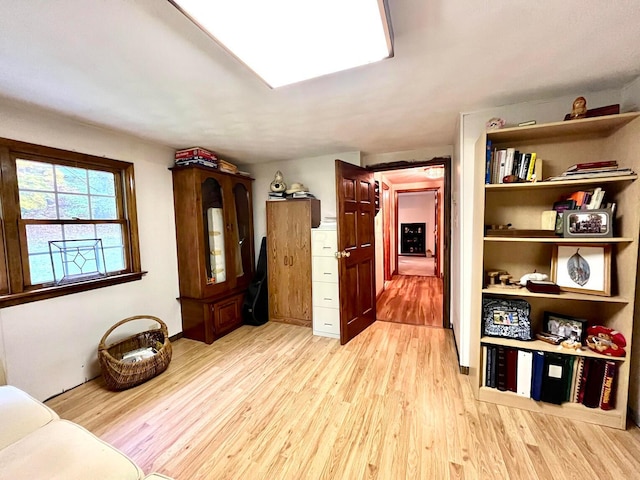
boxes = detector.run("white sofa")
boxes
[0,385,172,480]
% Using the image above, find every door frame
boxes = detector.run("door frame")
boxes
[368,157,451,329]
[382,182,392,282]
[395,187,440,275]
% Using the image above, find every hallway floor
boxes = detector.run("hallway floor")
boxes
[376,274,443,327]
[398,255,436,276]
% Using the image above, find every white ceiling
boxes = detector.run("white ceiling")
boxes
[1,1,639,165]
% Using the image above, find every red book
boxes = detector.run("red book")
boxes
[599,360,617,410]
[175,147,216,160]
[577,358,591,404]
[566,160,617,172]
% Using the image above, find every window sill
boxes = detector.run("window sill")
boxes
[0,271,147,308]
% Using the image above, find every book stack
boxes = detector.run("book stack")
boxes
[174,147,218,168]
[267,191,286,201]
[483,345,618,410]
[485,142,540,184]
[218,159,238,174]
[547,160,634,181]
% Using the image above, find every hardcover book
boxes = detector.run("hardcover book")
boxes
[583,359,606,408]
[506,348,518,393]
[531,351,545,401]
[496,346,507,391]
[599,360,617,410]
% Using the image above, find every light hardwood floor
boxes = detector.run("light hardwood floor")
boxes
[398,255,435,276]
[46,321,640,480]
[376,274,443,327]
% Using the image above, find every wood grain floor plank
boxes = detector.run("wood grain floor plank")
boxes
[45,321,640,480]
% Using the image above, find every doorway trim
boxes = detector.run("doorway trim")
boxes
[395,188,440,277]
[368,157,451,329]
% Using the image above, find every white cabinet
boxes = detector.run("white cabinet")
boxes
[311,226,340,338]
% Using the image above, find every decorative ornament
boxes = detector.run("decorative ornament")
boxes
[570,96,587,119]
[586,325,626,357]
[486,117,505,130]
[269,170,286,193]
[567,248,590,286]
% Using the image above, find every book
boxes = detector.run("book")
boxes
[175,147,216,160]
[564,356,575,402]
[497,150,507,183]
[506,348,518,393]
[566,160,618,172]
[547,168,634,181]
[583,359,606,408]
[489,346,497,388]
[526,152,537,181]
[599,360,617,410]
[519,153,531,180]
[570,357,584,402]
[541,353,569,405]
[577,358,591,404]
[482,345,488,386]
[531,351,545,401]
[541,210,557,230]
[496,346,507,391]
[516,350,533,397]
[485,140,493,184]
[505,148,515,179]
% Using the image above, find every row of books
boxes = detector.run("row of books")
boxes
[174,147,240,174]
[482,345,617,410]
[546,160,634,181]
[485,142,539,184]
[555,187,607,211]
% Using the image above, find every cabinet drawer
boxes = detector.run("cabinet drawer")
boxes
[210,293,243,336]
[311,229,337,257]
[312,256,338,283]
[313,306,340,335]
[313,281,339,308]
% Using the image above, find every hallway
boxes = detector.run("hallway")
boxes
[398,255,436,276]
[376,274,443,327]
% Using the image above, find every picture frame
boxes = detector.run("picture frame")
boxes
[482,297,532,340]
[563,209,612,238]
[543,311,588,343]
[550,244,611,296]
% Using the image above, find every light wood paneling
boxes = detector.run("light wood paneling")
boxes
[46,321,640,480]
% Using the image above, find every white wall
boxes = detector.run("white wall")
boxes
[0,99,181,401]
[451,117,462,360]
[247,151,361,258]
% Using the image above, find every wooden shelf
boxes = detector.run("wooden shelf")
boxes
[486,112,640,144]
[485,175,637,191]
[478,387,624,429]
[483,236,633,243]
[480,336,626,361]
[481,288,629,303]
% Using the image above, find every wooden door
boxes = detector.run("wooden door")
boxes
[335,160,376,344]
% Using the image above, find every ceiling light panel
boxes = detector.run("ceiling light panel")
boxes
[171,0,393,88]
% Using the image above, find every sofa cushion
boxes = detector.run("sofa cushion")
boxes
[0,385,59,449]
[0,420,144,480]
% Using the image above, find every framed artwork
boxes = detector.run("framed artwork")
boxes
[543,311,588,343]
[551,244,611,296]
[563,209,613,238]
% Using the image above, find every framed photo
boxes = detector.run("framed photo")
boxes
[482,297,532,340]
[563,209,612,238]
[543,311,588,343]
[551,244,611,296]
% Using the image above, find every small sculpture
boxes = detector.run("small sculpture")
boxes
[570,96,587,119]
[270,171,286,193]
[486,117,505,130]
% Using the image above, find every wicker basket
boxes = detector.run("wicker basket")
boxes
[98,315,172,391]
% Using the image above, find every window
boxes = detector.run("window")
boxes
[0,138,144,307]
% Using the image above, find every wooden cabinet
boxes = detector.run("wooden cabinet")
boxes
[266,199,320,327]
[171,165,255,344]
[311,226,340,338]
[471,112,640,429]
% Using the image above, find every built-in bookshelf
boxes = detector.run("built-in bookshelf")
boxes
[470,112,640,429]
